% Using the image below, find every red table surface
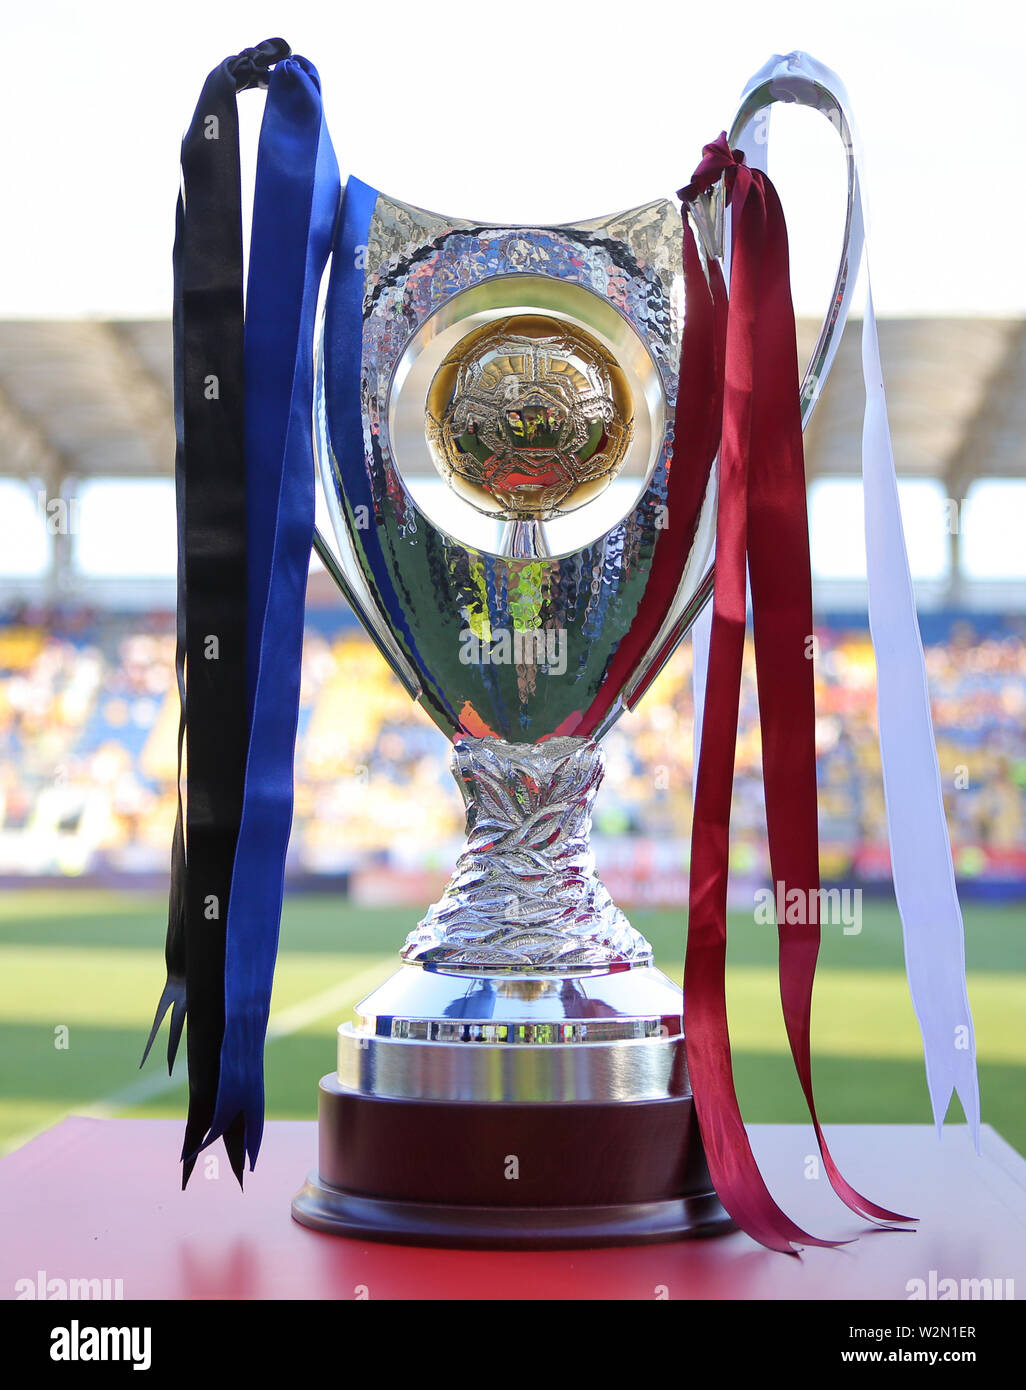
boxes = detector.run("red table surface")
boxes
[1,1119,1024,1300]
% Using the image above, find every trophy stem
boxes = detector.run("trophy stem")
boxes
[401,736,653,970]
[498,518,550,558]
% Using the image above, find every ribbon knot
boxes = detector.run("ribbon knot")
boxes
[678,132,746,204]
[227,37,291,91]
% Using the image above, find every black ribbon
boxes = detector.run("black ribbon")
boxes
[141,39,290,1187]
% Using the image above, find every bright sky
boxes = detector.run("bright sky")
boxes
[2,0,1024,319]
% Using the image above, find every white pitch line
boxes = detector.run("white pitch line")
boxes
[265,969,385,1039]
[3,961,390,1142]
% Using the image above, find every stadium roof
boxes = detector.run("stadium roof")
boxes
[1,318,1024,492]
[798,318,1026,493]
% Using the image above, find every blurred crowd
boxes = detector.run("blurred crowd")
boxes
[0,608,1023,885]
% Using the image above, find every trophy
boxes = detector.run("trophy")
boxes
[149,42,976,1254]
[288,66,861,1247]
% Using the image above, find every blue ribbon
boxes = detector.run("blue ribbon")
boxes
[324,182,423,655]
[196,56,340,1169]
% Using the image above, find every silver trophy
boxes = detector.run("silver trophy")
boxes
[292,62,859,1246]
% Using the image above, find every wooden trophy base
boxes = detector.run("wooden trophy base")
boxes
[291,1074,734,1249]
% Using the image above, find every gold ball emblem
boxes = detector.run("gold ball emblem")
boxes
[425,315,634,521]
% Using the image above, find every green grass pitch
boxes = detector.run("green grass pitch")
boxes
[0,889,1022,1160]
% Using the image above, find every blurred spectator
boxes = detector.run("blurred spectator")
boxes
[0,609,1023,882]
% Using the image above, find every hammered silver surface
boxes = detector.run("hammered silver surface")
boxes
[400,735,651,969]
[317,191,721,743]
[364,195,683,393]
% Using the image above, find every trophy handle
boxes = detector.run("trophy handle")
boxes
[725,51,864,427]
[622,56,863,717]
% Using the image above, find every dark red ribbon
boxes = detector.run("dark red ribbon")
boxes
[679,135,915,1253]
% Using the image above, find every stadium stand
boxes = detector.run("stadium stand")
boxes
[0,605,1023,898]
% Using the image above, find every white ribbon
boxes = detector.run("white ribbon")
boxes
[692,52,980,1146]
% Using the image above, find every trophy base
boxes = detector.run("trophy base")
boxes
[290,1074,734,1249]
[292,1175,731,1249]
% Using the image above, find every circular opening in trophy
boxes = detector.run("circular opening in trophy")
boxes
[386,275,666,557]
